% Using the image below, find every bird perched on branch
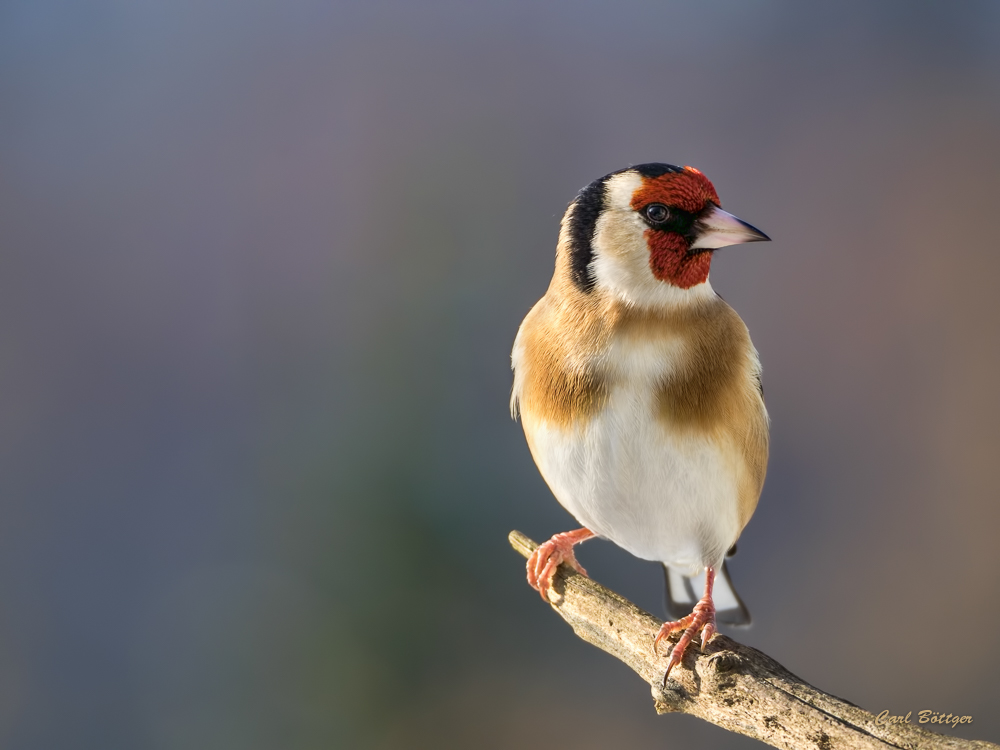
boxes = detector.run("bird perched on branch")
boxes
[511,163,770,681]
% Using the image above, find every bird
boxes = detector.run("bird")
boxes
[510,163,770,682]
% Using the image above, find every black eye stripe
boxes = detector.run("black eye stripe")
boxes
[641,204,697,237]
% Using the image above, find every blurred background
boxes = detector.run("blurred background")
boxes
[2,1,1000,748]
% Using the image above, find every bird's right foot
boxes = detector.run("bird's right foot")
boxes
[526,528,594,602]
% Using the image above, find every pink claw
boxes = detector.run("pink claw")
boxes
[654,566,719,684]
[525,528,594,602]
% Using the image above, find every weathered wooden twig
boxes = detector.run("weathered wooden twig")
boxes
[509,530,996,750]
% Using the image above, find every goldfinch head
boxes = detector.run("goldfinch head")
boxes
[562,163,769,305]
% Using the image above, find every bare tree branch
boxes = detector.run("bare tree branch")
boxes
[509,530,996,750]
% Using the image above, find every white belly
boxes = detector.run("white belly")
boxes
[526,380,742,574]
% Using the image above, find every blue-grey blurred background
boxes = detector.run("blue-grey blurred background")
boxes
[2,2,1000,748]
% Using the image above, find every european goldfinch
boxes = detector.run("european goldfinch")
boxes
[511,163,770,681]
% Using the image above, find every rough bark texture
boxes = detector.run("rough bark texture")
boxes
[509,530,996,750]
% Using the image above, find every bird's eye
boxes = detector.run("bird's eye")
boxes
[644,204,670,224]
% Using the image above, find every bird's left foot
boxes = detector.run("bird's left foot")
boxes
[654,567,718,683]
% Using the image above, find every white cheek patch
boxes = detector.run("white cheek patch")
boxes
[591,216,715,309]
[590,173,648,294]
[603,171,643,211]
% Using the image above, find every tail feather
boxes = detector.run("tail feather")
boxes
[663,560,751,627]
